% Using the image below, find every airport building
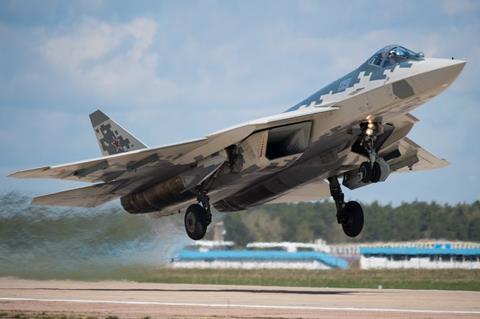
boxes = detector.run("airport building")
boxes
[172,228,480,270]
[359,242,480,269]
[172,240,348,270]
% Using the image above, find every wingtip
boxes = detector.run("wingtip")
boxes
[8,170,26,178]
[7,166,50,179]
[7,171,17,178]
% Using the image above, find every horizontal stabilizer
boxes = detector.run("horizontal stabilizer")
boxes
[32,183,121,207]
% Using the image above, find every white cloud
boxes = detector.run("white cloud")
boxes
[42,18,124,70]
[441,0,480,15]
[39,17,181,106]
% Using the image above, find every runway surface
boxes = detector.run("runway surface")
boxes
[0,278,479,318]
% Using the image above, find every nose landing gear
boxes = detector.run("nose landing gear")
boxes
[360,161,382,183]
[328,176,364,237]
[360,120,380,183]
[356,120,391,184]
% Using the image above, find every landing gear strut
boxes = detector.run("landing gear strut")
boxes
[359,120,383,183]
[328,176,364,237]
[184,187,212,240]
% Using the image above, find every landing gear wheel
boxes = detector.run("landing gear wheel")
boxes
[371,161,381,183]
[184,204,208,240]
[341,201,364,238]
[328,177,365,238]
[360,162,372,183]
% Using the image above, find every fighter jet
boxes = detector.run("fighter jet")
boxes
[10,45,465,240]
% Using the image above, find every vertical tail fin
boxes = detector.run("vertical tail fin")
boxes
[89,109,147,156]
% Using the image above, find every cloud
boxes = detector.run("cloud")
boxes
[1,2,479,203]
[39,17,182,106]
[441,0,480,15]
[41,18,127,70]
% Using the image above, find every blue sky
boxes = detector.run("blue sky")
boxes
[0,0,479,205]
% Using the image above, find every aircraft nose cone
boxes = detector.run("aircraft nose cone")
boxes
[435,59,466,86]
[445,59,466,73]
[406,58,466,100]
[415,58,467,95]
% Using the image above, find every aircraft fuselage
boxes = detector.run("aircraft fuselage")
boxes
[210,47,466,212]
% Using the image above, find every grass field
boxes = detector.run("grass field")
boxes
[9,265,480,291]
[106,267,480,291]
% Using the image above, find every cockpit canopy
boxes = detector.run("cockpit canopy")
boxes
[367,45,424,68]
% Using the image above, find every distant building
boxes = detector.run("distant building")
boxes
[246,239,330,253]
[172,240,348,270]
[360,242,480,269]
[329,243,361,264]
[173,240,480,270]
[181,240,235,254]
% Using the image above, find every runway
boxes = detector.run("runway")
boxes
[0,278,479,318]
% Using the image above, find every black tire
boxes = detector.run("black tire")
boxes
[360,162,372,183]
[371,161,382,183]
[184,204,208,240]
[341,201,364,237]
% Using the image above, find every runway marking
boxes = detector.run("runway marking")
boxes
[1,297,480,315]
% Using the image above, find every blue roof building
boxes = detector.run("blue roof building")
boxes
[359,243,480,269]
[172,242,348,270]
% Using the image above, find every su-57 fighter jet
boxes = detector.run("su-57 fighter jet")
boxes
[10,45,465,240]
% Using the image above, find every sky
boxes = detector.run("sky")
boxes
[0,0,479,205]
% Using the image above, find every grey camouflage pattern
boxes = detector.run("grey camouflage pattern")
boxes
[287,45,415,111]
[97,123,134,155]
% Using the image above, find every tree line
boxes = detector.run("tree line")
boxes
[2,192,478,245]
[222,201,480,244]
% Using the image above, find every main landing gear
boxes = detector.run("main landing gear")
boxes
[328,176,364,237]
[184,188,212,240]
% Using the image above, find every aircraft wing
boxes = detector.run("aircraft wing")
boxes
[9,106,337,184]
[9,138,209,183]
[386,137,449,173]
